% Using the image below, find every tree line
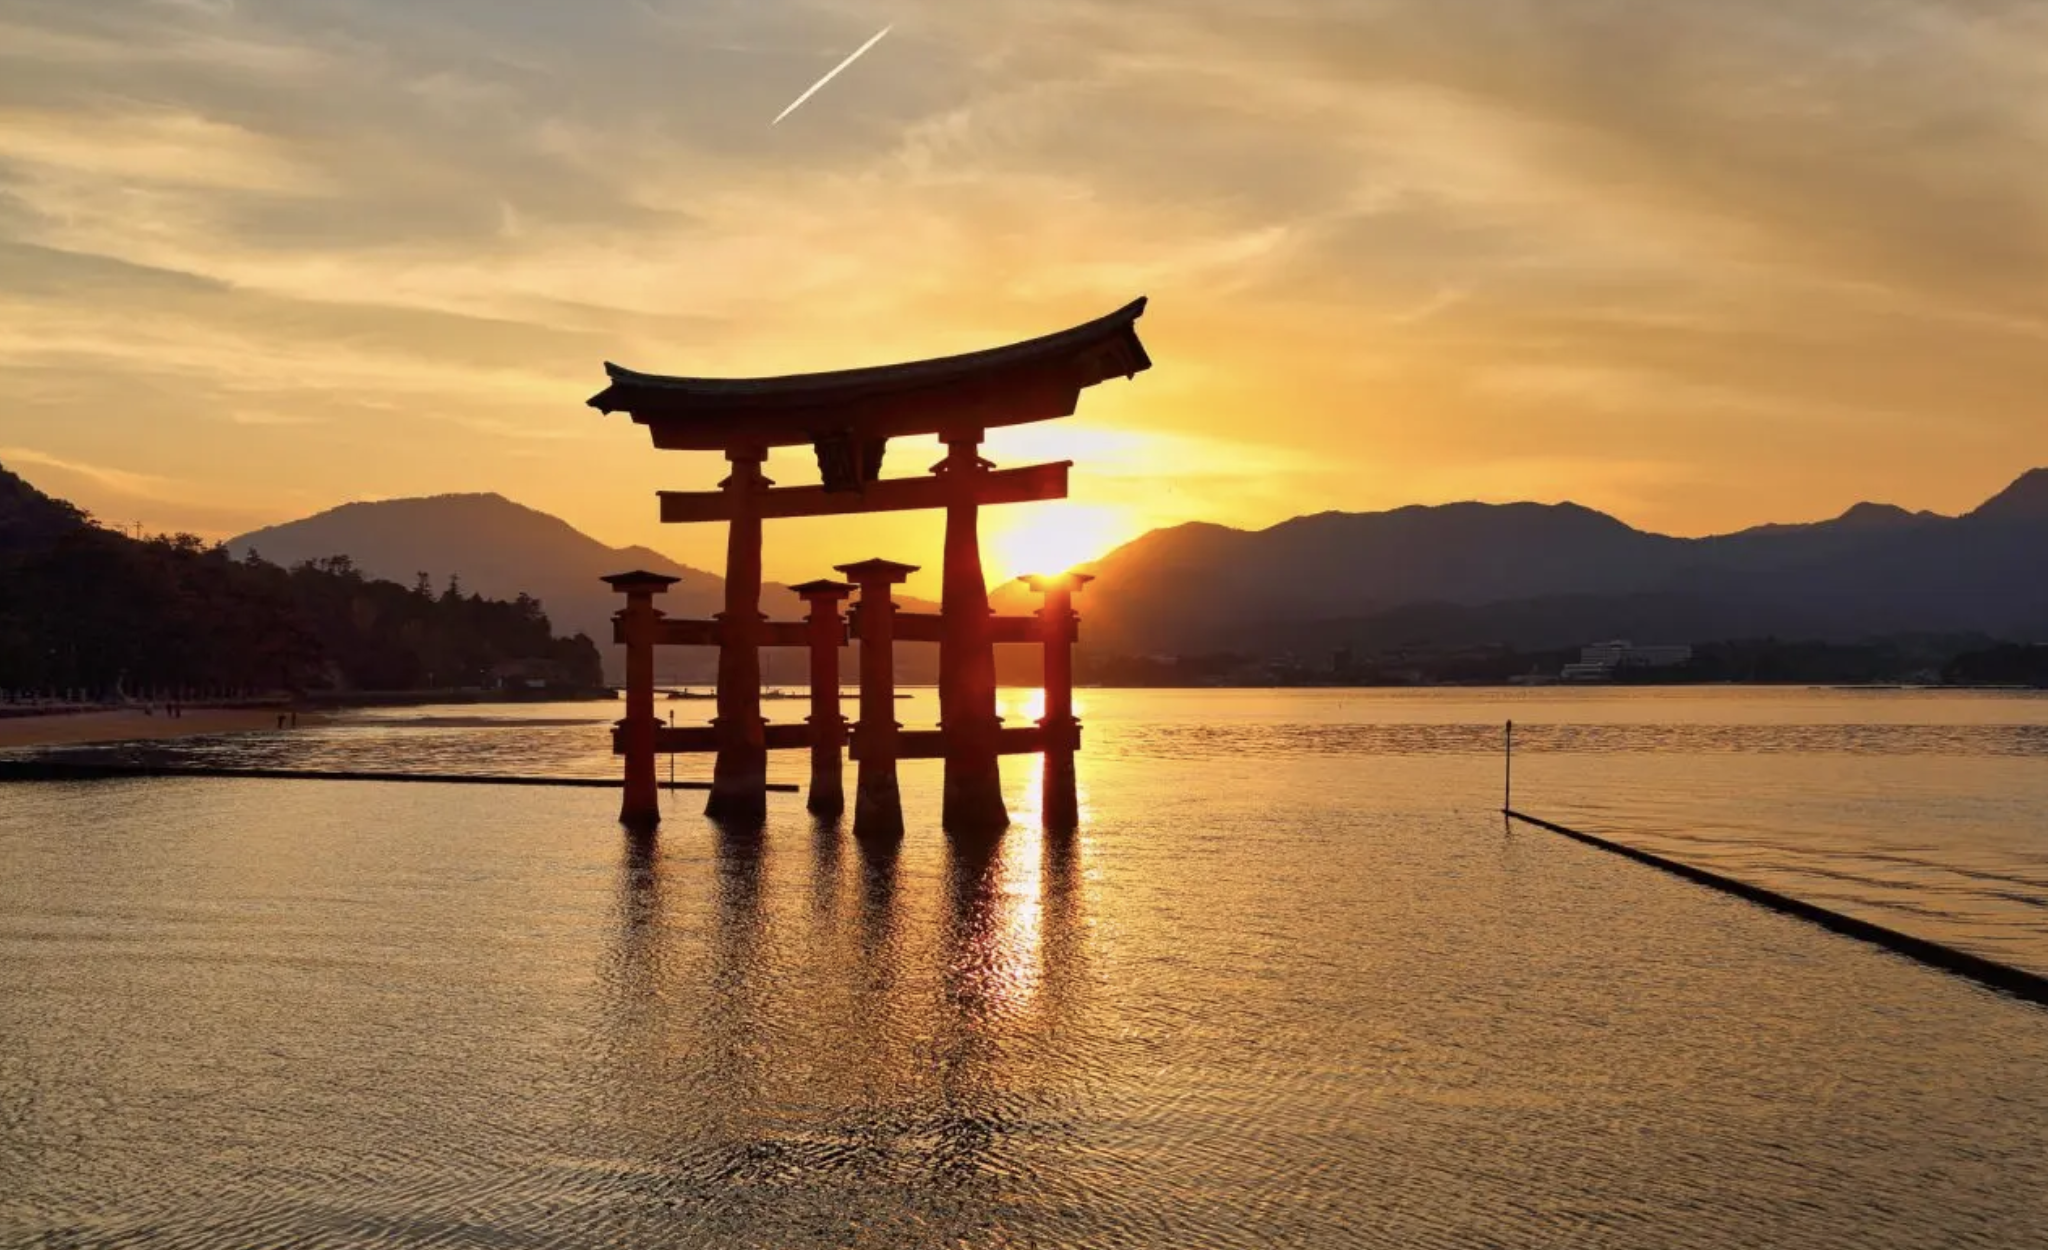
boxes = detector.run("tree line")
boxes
[0,467,602,699]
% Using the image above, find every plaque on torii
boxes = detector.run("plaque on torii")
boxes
[591,297,1151,832]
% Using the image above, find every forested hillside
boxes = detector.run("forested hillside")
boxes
[0,465,602,697]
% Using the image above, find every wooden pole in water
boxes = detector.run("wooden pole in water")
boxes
[603,570,681,830]
[840,558,917,841]
[937,429,1009,834]
[793,579,854,817]
[1024,571,1092,831]
[1504,719,1513,814]
[708,447,771,824]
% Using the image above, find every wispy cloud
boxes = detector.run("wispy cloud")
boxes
[0,446,185,499]
[220,410,325,427]
[0,108,326,193]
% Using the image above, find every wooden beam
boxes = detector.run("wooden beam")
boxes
[633,724,717,754]
[614,618,835,647]
[760,621,813,648]
[631,376,1094,451]
[853,612,1042,645]
[850,724,1063,761]
[649,618,722,646]
[887,612,942,645]
[990,615,1046,645]
[764,722,818,751]
[615,722,818,755]
[663,618,722,646]
[660,461,1069,524]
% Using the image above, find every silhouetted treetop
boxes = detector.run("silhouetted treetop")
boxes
[0,463,602,696]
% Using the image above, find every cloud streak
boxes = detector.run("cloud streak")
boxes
[0,446,184,500]
[772,24,893,125]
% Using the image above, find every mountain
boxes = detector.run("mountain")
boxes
[227,493,941,683]
[0,463,91,554]
[224,469,2048,679]
[1071,470,2048,656]
[1968,467,2048,522]
[1070,502,1686,650]
[229,494,747,682]
[1070,502,1687,652]
[1,466,601,696]
[1727,500,1944,538]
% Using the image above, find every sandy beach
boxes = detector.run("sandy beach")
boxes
[0,708,322,750]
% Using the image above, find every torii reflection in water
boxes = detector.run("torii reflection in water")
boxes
[596,811,1093,1219]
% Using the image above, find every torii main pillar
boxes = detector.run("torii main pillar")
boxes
[707,447,770,825]
[937,430,1008,834]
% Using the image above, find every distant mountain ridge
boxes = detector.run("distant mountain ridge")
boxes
[226,492,940,682]
[1969,467,2048,522]
[1066,469,2048,655]
[1724,500,1945,538]
[226,470,2048,674]
[228,494,726,681]
[1,466,603,696]
[0,463,91,555]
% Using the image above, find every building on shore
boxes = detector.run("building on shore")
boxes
[1561,640,1695,682]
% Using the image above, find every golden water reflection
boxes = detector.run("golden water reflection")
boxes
[994,686,1090,730]
[12,689,2048,1247]
[596,809,1092,1210]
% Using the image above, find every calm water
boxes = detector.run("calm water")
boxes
[3,688,2046,1246]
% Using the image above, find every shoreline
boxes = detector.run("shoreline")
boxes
[0,707,326,750]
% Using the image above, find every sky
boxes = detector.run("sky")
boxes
[4,0,2048,591]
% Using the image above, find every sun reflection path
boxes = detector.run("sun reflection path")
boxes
[996,686,1094,830]
[945,828,1044,1028]
[943,759,1094,1035]
[995,687,1090,730]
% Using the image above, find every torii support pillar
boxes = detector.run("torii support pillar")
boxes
[839,558,917,841]
[708,447,771,824]
[604,570,682,830]
[937,431,1010,834]
[1024,572,1091,830]
[792,579,854,817]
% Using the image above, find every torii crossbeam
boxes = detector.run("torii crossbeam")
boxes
[591,298,1151,831]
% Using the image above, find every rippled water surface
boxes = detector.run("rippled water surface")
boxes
[3,688,2046,1247]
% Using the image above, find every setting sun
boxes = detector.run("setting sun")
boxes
[986,502,1135,581]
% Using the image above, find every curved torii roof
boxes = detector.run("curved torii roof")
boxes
[589,297,1150,451]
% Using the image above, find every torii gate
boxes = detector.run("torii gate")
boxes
[590,298,1152,833]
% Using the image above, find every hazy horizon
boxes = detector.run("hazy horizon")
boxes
[13,457,2044,599]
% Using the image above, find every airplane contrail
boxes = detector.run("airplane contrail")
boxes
[772,24,893,126]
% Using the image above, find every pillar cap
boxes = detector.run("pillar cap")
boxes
[789,578,856,599]
[1020,571,1095,593]
[602,570,683,593]
[834,558,919,584]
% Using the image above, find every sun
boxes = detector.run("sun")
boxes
[987,502,1134,581]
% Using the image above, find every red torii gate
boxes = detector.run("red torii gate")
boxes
[591,299,1151,833]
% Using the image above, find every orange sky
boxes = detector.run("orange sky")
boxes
[3,0,2047,593]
